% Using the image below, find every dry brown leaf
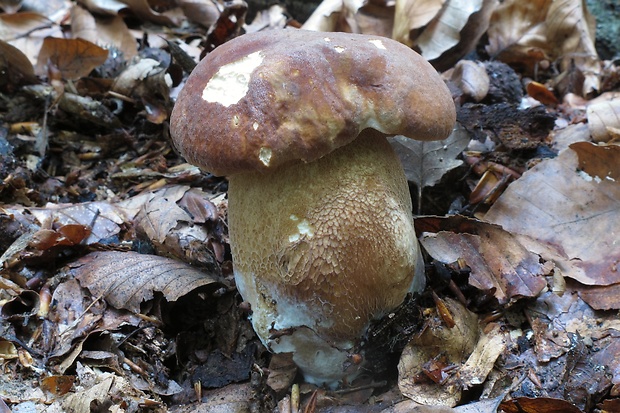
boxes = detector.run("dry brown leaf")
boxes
[0,39,37,88]
[78,0,179,26]
[549,123,590,152]
[412,0,485,61]
[40,375,76,396]
[417,216,549,304]
[111,57,171,124]
[398,298,479,407]
[131,185,225,267]
[450,60,490,102]
[571,281,620,311]
[393,0,447,43]
[484,147,620,286]
[134,185,189,245]
[486,0,599,95]
[546,0,599,96]
[586,100,620,142]
[70,4,138,60]
[47,279,104,359]
[28,201,126,245]
[571,141,620,181]
[0,340,18,360]
[458,323,508,387]
[432,0,497,71]
[349,0,395,37]
[177,0,220,28]
[0,12,62,65]
[392,0,496,70]
[35,37,108,80]
[301,0,345,31]
[71,251,221,313]
[485,0,551,62]
[500,397,585,413]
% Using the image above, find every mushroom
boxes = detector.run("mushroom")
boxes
[170,29,456,388]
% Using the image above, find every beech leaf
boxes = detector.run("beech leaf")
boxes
[484,146,620,286]
[417,216,549,304]
[35,37,108,80]
[390,127,468,189]
[398,297,479,407]
[71,251,221,313]
[586,100,620,142]
[390,126,468,211]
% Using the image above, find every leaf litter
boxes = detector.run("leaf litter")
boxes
[0,0,620,412]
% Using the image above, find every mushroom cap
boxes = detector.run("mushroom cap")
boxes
[170,29,456,176]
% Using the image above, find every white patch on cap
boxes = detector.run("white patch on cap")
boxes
[369,39,386,50]
[202,51,264,107]
[259,147,272,166]
[324,37,331,42]
[253,122,259,130]
[334,45,345,53]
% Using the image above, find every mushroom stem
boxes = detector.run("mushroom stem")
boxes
[227,129,421,387]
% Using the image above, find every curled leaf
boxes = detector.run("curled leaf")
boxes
[587,99,620,142]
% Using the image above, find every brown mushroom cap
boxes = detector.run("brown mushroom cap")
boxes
[170,29,455,176]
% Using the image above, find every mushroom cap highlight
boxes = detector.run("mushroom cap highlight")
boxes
[169,29,456,176]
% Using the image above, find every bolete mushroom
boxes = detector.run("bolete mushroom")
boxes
[170,29,455,388]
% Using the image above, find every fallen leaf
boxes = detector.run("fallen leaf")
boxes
[546,0,599,96]
[571,141,620,181]
[35,37,109,80]
[526,80,559,105]
[398,298,479,407]
[571,281,620,310]
[450,60,490,102]
[40,375,76,396]
[133,185,189,245]
[455,397,504,413]
[61,375,114,412]
[500,397,585,413]
[586,100,620,142]
[302,0,354,32]
[394,0,477,57]
[458,323,508,387]
[177,0,220,28]
[485,0,553,72]
[0,340,18,360]
[0,40,37,90]
[47,279,103,359]
[132,185,225,268]
[71,251,221,313]
[483,147,620,286]
[526,289,620,407]
[111,57,171,124]
[392,0,447,43]
[28,201,126,245]
[71,4,138,60]
[417,216,549,304]
[394,0,496,70]
[486,0,599,96]
[246,10,280,34]
[389,126,468,212]
[0,12,62,65]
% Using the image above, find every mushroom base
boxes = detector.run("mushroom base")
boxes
[227,130,423,388]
